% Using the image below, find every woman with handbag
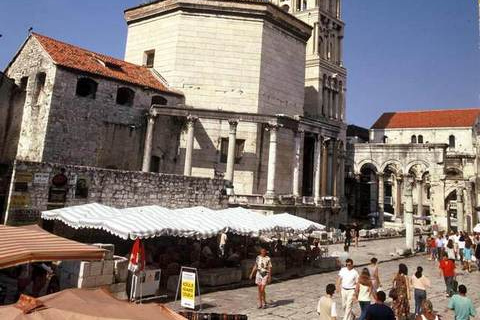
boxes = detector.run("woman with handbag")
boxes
[354,268,373,320]
[391,263,411,320]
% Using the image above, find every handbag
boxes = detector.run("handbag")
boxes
[388,288,398,300]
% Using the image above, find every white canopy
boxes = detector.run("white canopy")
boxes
[42,203,323,240]
[473,223,480,233]
[265,213,325,233]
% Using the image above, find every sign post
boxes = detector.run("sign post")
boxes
[175,267,201,311]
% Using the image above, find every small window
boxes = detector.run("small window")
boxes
[116,87,135,106]
[151,95,168,106]
[150,155,160,172]
[449,135,455,148]
[411,135,417,144]
[20,76,29,90]
[281,4,289,12]
[220,138,245,164]
[105,61,123,72]
[144,50,155,68]
[32,72,46,106]
[76,77,98,99]
[418,135,423,143]
[382,135,388,143]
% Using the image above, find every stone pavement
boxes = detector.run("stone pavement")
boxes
[168,237,480,319]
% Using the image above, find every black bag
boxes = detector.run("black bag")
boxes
[388,288,398,300]
[452,279,458,293]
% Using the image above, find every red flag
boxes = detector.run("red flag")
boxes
[128,238,145,273]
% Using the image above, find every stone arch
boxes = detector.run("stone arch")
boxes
[355,160,379,175]
[445,167,463,179]
[405,160,428,177]
[380,160,403,175]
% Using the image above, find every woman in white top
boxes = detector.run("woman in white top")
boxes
[249,248,272,309]
[354,268,373,320]
[445,239,456,261]
[411,266,431,316]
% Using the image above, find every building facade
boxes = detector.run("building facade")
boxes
[123,0,348,225]
[350,109,480,232]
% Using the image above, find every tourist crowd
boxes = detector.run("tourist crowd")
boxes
[315,225,479,320]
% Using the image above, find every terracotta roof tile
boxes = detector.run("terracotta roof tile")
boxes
[371,108,480,129]
[32,33,182,96]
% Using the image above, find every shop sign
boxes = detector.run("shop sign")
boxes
[180,271,196,309]
[33,173,50,185]
[10,195,31,209]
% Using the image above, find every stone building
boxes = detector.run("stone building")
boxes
[123,0,347,225]
[1,33,184,172]
[349,108,480,232]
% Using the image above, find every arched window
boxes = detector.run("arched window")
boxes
[411,135,417,144]
[418,135,423,143]
[76,77,97,99]
[281,4,289,12]
[383,136,388,143]
[449,135,455,148]
[151,95,168,106]
[116,87,135,106]
[32,72,46,106]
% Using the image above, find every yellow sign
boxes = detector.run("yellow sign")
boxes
[180,271,196,309]
[10,195,31,209]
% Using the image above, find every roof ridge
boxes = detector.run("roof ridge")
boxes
[382,107,480,114]
[31,32,151,70]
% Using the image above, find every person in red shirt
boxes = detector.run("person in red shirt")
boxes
[439,252,456,297]
[428,236,437,261]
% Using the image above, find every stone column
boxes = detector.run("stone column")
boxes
[327,141,334,195]
[395,177,402,219]
[314,135,322,203]
[332,141,338,197]
[338,147,345,199]
[292,129,305,199]
[225,119,238,183]
[457,186,465,232]
[265,124,279,200]
[417,178,423,217]
[465,183,473,232]
[321,139,329,196]
[183,116,197,176]
[142,114,156,172]
[404,178,415,251]
[378,173,385,227]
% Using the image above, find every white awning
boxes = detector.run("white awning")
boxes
[265,213,325,233]
[42,203,323,239]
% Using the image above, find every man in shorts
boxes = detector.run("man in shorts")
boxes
[250,248,272,309]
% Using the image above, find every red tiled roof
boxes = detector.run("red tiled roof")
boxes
[32,33,182,96]
[371,108,480,129]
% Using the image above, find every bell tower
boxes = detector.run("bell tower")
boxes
[272,0,347,123]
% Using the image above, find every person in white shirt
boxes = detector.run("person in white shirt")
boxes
[317,283,338,320]
[219,231,228,257]
[336,259,359,320]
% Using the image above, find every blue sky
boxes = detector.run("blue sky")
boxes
[1,0,479,127]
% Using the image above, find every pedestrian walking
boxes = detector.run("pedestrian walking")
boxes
[354,268,373,320]
[353,222,360,248]
[367,257,380,293]
[249,247,272,309]
[435,235,443,261]
[336,258,359,320]
[448,284,477,320]
[463,237,473,273]
[432,221,439,237]
[365,291,395,320]
[317,283,338,320]
[391,263,411,320]
[458,231,466,263]
[445,239,456,261]
[428,236,436,261]
[474,234,480,271]
[411,266,430,316]
[438,252,456,297]
[415,300,439,320]
[344,225,352,252]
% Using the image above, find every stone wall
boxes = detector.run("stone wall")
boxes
[0,73,25,163]
[5,37,57,162]
[3,161,227,225]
